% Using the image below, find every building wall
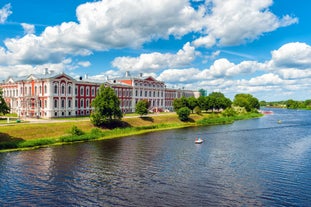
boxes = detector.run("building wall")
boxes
[1,72,197,118]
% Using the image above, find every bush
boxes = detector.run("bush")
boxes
[70,125,84,136]
[222,107,237,117]
[177,107,191,121]
[194,106,202,115]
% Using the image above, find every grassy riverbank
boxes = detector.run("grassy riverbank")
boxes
[0,112,262,152]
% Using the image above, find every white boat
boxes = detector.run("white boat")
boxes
[195,138,204,144]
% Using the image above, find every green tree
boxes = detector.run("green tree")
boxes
[173,97,188,111]
[0,89,10,115]
[136,100,149,116]
[90,85,123,127]
[187,96,198,113]
[177,107,191,121]
[207,92,232,111]
[233,93,260,112]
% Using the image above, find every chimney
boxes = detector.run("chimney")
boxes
[139,73,143,77]
[85,74,88,79]
[125,71,130,77]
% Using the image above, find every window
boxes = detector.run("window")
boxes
[61,85,65,94]
[44,85,47,94]
[54,85,58,94]
[54,100,58,108]
[86,87,89,96]
[80,87,84,96]
[61,99,65,108]
[75,100,78,107]
[35,86,37,95]
[68,85,72,95]
[86,99,89,108]
[44,100,47,108]
[145,91,147,97]
[80,99,84,108]
[39,86,42,94]
[68,100,71,108]
[75,87,78,95]
[91,87,95,96]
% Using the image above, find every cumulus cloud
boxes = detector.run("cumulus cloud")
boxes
[0,0,204,67]
[0,3,12,24]
[158,68,202,83]
[112,42,197,72]
[271,42,311,69]
[194,0,298,47]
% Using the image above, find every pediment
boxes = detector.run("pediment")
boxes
[53,74,74,81]
[144,76,157,82]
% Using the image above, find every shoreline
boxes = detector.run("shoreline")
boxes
[0,112,262,153]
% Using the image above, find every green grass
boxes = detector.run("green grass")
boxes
[0,112,262,152]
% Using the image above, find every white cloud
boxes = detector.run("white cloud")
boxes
[248,73,283,86]
[192,35,216,48]
[158,68,202,83]
[0,3,12,24]
[0,0,203,67]
[21,23,35,35]
[271,42,311,69]
[78,61,91,68]
[196,0,298,46]
[112,42,197,72]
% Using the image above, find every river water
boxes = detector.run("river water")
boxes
[1,108,311,206]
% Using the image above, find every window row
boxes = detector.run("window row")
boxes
[135,90,164,98]
[134,82,164,88]
[53,99,92,108]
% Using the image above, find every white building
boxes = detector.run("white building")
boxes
[1,71,198,118]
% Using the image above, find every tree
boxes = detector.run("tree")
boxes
[187,96,198,113]
[233,93,260,112]
[0,89,10,115]
[173,97,188,111]
[177,107,191,121]
[206,92,232,111]
[136,100,149,116]
[90,85,123,127]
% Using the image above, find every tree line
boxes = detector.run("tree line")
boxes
[261,99,311,109]
[172,92,260,121]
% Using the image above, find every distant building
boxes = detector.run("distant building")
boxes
[0,70,198,118]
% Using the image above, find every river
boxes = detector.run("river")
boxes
[1,108,311,206]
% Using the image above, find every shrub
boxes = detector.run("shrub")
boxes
[222,107,237,117]
[70,125,84,136]
[194,106,202,115]
[177,107,191,121]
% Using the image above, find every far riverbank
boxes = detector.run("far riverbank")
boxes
[0,112,262,152]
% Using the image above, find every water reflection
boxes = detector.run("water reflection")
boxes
[1,109,311,206]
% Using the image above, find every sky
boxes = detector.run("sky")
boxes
[0,0,311,101]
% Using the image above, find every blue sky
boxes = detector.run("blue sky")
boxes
[0,0,310,101]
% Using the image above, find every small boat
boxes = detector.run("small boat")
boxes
[260,110,274,115]
[195,138,204,144]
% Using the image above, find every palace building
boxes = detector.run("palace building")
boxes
[0,70,198,118]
